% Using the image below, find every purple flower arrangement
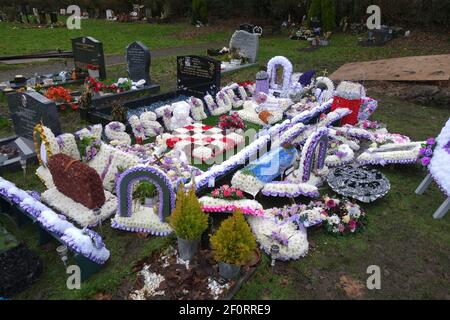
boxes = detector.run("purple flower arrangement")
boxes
[270,230,290,246]
[417,137,436,167]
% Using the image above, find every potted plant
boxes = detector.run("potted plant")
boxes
[210,210,256,279]
[133,181,157,207]
[168,184,208,261]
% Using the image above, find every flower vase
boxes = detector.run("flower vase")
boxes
[218,262,240,279]
[177,237,200,261]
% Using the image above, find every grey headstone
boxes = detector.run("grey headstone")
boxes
[71,36,107,79]
[7,91,61,140]
[229,30,259,63]
[126,41,151,83]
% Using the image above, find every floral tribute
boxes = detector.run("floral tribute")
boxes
[218,112,245,131]
[44,86,77,111]
[417,137,437,167]
[79,136,102,162]
[211,185,244,200]
[313,196,367,236]
[48,153,106,210]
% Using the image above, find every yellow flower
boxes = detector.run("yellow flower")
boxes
[342,215,350,224]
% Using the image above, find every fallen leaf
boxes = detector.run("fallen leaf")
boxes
[337,275,365,299]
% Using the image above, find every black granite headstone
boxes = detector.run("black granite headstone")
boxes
[126,41,151,83]
[7,91,61,140]
[71,36,107,79]
[177,55,220,96]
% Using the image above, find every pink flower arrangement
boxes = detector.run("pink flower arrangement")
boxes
[211,185,244,200]
[255,93,268,104]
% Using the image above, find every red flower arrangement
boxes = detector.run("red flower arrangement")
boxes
[44,86,77,111]
[87,64,99,71]
[84,77,118,94]
[211,185,244,200]
[218,112,245,131]
[238,81,255,87]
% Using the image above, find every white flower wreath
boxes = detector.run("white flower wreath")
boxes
[105,121,131,146]
[314,76,335,104]
[187,97,207,121]
[247,209,309,261]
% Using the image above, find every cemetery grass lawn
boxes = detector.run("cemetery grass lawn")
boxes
[2,31,450,299]
[0,20,231,56]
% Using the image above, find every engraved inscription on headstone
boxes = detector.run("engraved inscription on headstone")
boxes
[71,36,107,79]
[126,41,151,83]
[177,55,220,96]
[7,91,61,140]
[229,30,259,63]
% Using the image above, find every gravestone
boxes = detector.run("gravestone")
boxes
[177,55,221,96]
[50,12,58,24]
[7,91,61,140]
[229,30,259,63]
[106,9,113,20]
[71,36,107,80]
[126,41,151,83]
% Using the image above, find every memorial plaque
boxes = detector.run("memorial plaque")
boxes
[71,36,107,79]
[229,30,259,63]
[7,91,61,140]
[126,41,151,83]
[177,55,220,96]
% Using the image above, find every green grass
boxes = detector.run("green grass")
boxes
[0,20,230,56]
[2,29,450,299]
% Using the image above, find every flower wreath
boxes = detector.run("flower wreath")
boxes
[33,124,60,166]
[204,94,218,113]
[212,91,233,116]
[188,97,207,121]
[314,76,335,103]
[105,121,131,146]
[226,88,244,109]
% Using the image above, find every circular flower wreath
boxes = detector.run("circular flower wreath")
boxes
[211,185,244,200]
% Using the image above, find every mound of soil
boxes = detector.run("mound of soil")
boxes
[0,244,43,298]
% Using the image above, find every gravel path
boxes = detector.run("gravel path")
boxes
[0,41,226,82]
